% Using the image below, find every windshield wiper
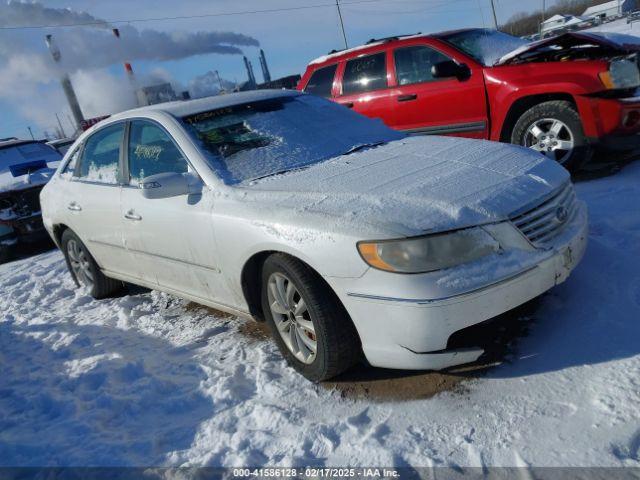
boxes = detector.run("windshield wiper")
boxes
[342,141,386,156]
[248,164,313,183]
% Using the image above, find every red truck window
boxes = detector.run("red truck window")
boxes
[342,52,387,95]
[304,64,338,98]
[394,46,452,86]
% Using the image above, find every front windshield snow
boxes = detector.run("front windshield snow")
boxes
[439,29,528,66]
[182,95,403,185]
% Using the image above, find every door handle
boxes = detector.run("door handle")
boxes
[124,210,142,221]
[67,202,82,211]
[343,102,354,109]
[397,93,418,102]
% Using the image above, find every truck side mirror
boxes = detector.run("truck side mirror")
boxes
[431,61,471,81]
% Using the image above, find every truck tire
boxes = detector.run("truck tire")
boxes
[61,229,122,299]
[511,100,592,172]
[261,253,361,382]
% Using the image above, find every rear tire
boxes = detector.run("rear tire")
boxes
[511,100,592,172]
[61,229,122,299]
[261,253,360,382]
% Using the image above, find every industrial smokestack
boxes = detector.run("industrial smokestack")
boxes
[45,34,85,129]
[114,29,140,107]
[259,49,271,83]
[243,55,256,88]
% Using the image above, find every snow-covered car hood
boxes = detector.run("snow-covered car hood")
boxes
[0,164,59,194]
[495,31,640,65]
[239,136,569,237]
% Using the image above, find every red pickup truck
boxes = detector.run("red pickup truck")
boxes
[298,28,640,170]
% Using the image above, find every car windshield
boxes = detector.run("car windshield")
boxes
[438,29,528,66]
[181,94,403,185]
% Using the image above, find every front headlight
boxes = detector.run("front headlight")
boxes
[599,57,640,89]
[357,227,500,273]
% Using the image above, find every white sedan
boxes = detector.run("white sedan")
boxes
[40,90,587,381]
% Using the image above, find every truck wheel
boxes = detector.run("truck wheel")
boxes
[261,253,360,382]
[61,229,122,299]
[511,100,592,171]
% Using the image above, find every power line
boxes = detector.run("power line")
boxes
[0,0,457,31]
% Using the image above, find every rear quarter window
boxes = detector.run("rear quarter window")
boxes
[303,64,338,98]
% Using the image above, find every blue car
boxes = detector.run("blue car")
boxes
[0,139,61,261]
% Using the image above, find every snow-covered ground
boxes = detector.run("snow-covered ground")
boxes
[1,161,640,468]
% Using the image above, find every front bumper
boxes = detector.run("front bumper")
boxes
[1,214,47,243]
[580,94,640,149]
[332,204,588,370]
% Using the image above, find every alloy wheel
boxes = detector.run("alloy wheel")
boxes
[67,239,94,288]
[524,118,574,165]
[267,272,317,364]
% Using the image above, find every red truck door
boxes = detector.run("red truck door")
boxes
[388,41,488,139]
[333,50,397,126]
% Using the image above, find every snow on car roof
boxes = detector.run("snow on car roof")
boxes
[307,28,482,65]
[110,89,301,120]
[0,139,43,150]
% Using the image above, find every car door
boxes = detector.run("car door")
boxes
[389,42,489,138]
[120,119,223,301]
[60,123,131,275]
[334,51,397,125]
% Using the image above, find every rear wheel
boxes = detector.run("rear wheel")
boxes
[511,100,591,171]
[61,229,122,299]
[261,253,360,382]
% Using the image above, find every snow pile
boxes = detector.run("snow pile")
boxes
[1,162,640,467]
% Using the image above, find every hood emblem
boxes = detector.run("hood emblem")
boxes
[555,205,569,223]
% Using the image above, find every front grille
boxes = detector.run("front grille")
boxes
[510,183,578,247]
[0,185,44,218]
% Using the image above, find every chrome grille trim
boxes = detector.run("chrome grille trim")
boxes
[510,183,578,247]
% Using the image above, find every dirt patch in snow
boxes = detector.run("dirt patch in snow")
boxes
[323,367,468,402]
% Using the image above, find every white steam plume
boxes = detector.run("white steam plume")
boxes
[0,1,259,135]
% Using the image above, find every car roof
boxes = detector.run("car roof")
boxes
[308,28,483,65]
[47,138,75,146]
[0,139,44,150]
[109,89,301,121]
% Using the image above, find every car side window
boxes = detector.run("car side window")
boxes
[304,64,338,98]
[77,124,124,184]
[60,146,81,179]
[342,52,387,95]
[393,46,453,86]
[128,120,188,185]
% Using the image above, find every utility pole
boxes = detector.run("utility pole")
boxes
[540,0,546,37]
[489,0,499,29]
[336,0,348,49]
[27,126,34,140]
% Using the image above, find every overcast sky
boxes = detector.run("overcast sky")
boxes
[0,0,553,139]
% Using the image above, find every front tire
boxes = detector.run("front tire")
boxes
[61,229,122,299]
[511,100,592,171]
[261,253,360,382]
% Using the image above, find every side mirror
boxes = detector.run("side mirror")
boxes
[431,61,471,81]
[139,172,199,199]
